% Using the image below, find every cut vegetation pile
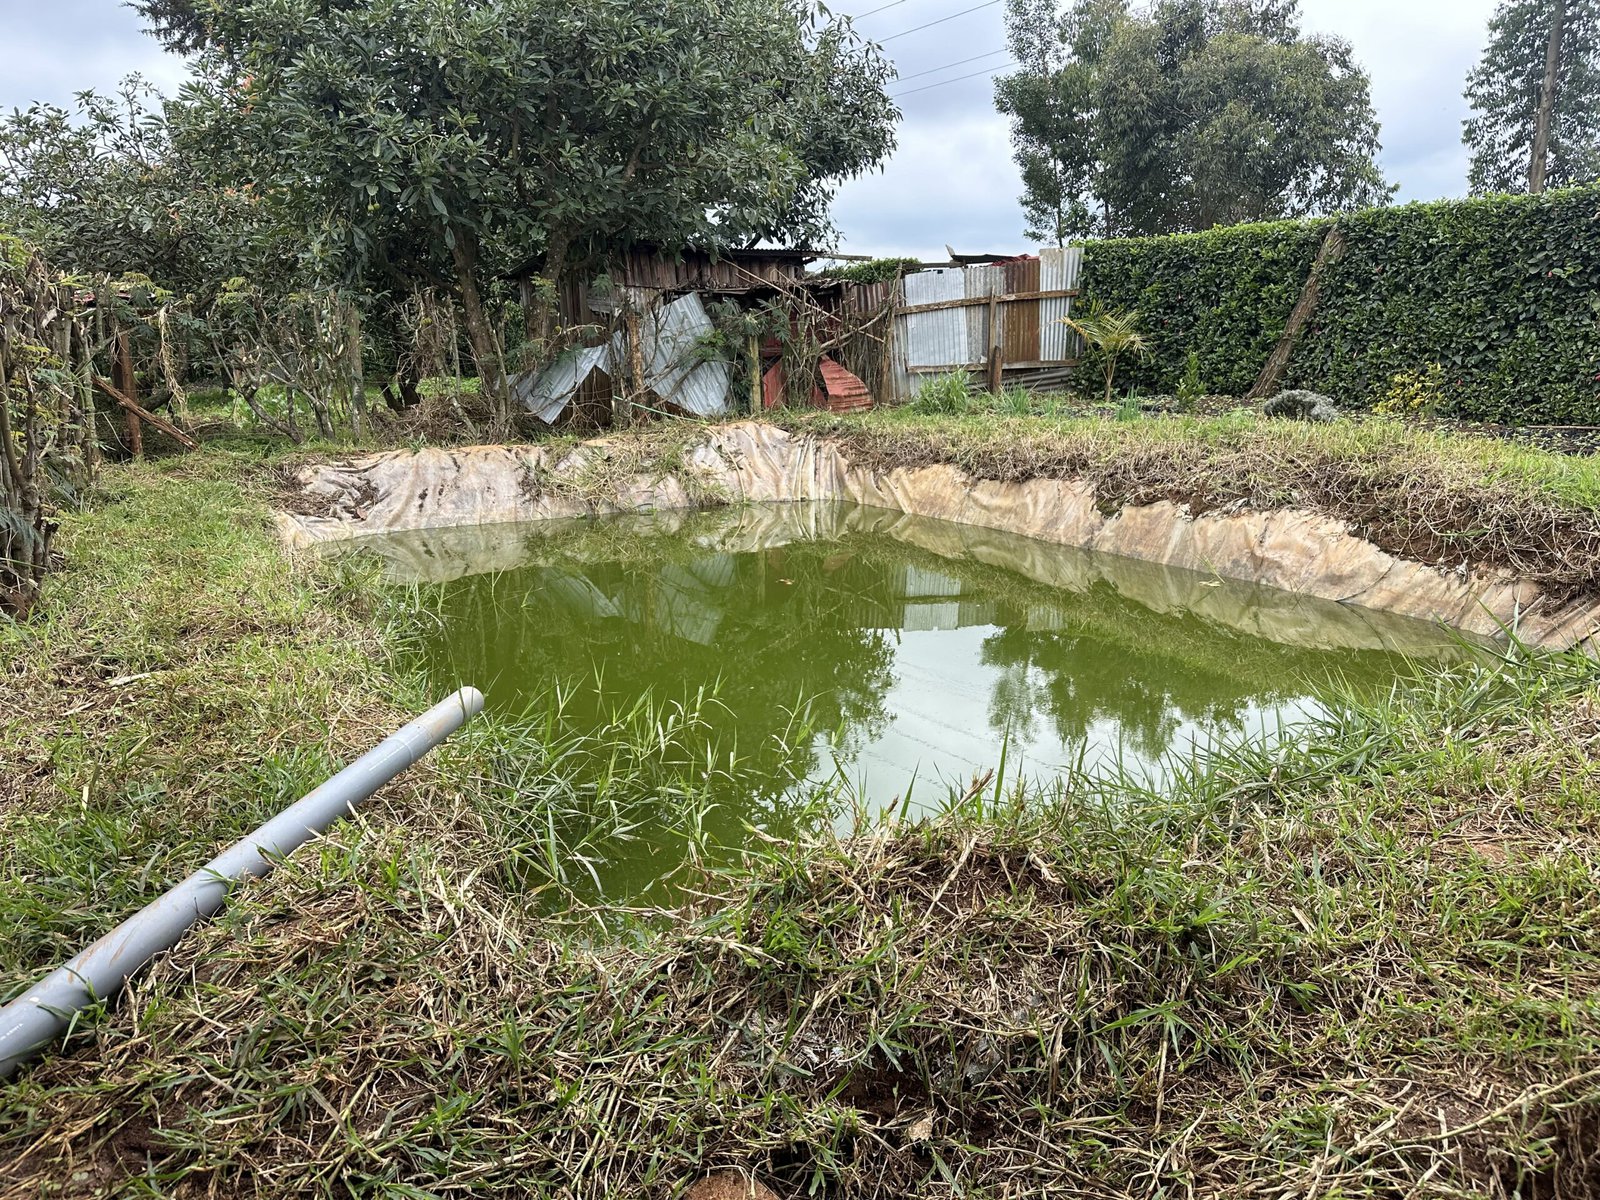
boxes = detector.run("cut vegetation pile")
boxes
[4,415,1600,1197]
[784,409,1600,602]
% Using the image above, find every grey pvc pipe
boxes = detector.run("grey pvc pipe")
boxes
[0,686,485,1079]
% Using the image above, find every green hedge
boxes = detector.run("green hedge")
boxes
[1079,186,1600,424]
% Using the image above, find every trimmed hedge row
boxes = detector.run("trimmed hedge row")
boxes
[1078,186,1600,425]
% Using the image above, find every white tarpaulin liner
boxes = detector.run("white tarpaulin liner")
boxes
[511,293,732,423]
[276,422,1600,651]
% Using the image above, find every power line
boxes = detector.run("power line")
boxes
[879,0,1004,43]
[892,59,1015,95]
[892,46,1008,84]
[853,0,912,19]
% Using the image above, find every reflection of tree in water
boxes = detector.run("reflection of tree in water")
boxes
[977,582,1338,762]
[981,625,1188,760]
[420,518,1413,878]
[425,541,899,832]
[986,659,1041,747]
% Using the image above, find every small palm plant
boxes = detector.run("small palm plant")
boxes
[1063,302,1147,406]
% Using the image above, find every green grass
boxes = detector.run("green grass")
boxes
[0,449,426,985]
[3,426,1600,1196]
[797,399,1600,509]
[775,403,1600,598]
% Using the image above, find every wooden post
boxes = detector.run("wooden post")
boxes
[879,283,900,404]
[73,312,100,472]
[519,277,539,356]
[747,335,762,415]
[114,330,141,459]
[346,303,366,439]
[986,293,1003,394]
[93,376,199,451]
[620,308,644,427]
[1246,224,1347,401]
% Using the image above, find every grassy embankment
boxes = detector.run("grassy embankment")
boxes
[776,403,1600,600]
[2,409,1599,1197]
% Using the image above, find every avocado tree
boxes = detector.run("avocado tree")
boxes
[161,0,898,427]
[0,78,273,304]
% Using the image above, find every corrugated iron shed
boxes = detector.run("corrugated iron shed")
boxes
[510,293,732,423]
[890,247,1083,396]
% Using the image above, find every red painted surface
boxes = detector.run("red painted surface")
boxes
[761,356,874,412]
[817,357,873,412]
[761,361,787,410]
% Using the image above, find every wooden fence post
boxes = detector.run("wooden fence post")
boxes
[747,335,761,415]
[346,303,366,439]
[879,288,898,405]
[620,308,644,428]
[986,293,1003,394]
[1247,224,1347,401]
[114,330,141,459]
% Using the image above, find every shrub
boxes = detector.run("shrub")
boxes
[815,257,922,285]
[1375,363,1447,418]
[1176,350,1205,412]
[1079,185,1600,425]
[1063,302,1146,406]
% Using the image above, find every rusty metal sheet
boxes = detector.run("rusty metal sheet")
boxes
[1002,257,1041,365]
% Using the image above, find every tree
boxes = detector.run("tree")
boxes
[997,0,1392,239]
[1063,301,1145,403]
[0,77,302,319]
[995,0,1123,243]
[1,240,96,620]
[1464,0,1600,193]
[161,0,897,425]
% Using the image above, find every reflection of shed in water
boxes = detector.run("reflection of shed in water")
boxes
[531,554,742,648]
[536,568,622,620]
[530,551,1057,648]
[618,559,738,646]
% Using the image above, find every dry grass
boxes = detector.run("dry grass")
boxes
[779,408,1600,602]
[535,420,732,509]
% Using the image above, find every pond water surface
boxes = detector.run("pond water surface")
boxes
[337,503,1478,894]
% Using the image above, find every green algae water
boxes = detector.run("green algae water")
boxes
[338,503,1478,896]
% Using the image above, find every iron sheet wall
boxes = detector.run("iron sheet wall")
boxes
[889,248,1083,400]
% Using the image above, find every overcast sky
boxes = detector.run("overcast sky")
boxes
[2,0,1502,259]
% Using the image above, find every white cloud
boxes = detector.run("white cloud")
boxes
[1298,0,1499,201]
[832,107,1022,258]
[0,1,187,111]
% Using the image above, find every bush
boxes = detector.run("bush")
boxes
[1079,185,1600,425]
[1376,362,1447,417]
[1175,350,1205,412]
[814,256,921,285]
[1081,219,1325,399]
